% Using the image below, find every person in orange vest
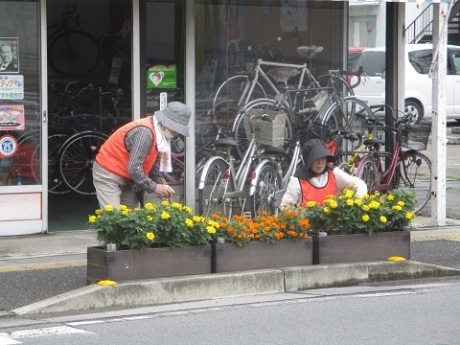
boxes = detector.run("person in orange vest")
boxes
[280,138,367,207]
[93,101,191,209]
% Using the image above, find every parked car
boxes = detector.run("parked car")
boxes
[351,44,460,123]
[348,47,366,70]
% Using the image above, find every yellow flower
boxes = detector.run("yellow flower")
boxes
[183,206,192,213]
[346,199,354,207]
[144,203,155,210]
[306,201,316,208]
[147,215,153,221]
[354,199,362,206]
[387,194,395,201]
[193,215,204,223]
[369,200,381,209]
[206,226,216,234]
[380,215,387,223]
[362,205,370,211]
[121,209,129,216]
[405,212,416,220]
[323,207,331,213]
[104,204,114,212]
[397,201,405,207]
[146,232,155,241]
[362,214,370,222]
[185,218,194,227]
[207,220,220,228]
[88,215,97,224]
[172,202,182,210]
[161,200,169,206]
[329,200,338,209]
[392,205,403,211]
[161,211,170,219]
[344,189,354,199]
[95,209,101,215]
[119,204,128,210]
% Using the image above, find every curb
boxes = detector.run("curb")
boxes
[11,261,460,316]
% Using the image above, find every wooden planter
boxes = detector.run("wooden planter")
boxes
[212,238,313,273]
[87,245,212,284]
[313,231,410,265]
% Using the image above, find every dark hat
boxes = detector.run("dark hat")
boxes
[302,139,335,169]
[154,102,191,137]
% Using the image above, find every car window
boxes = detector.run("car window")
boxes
[408,49,432,74]
[451,50,460,75]
[354,51,385,77]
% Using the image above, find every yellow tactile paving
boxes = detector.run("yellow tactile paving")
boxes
[0,261,86,273]
[411,233,460,242]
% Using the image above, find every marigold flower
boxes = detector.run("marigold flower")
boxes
[369,200,381,209]
[362,205,370,212]
[161,200,169,206]
[95,209,101,215]
[121,209,129,216]
[392,205,403,211]
[104,204,114,212]
[206,226,216,234]
[147,215,153,221]
[119,204,128,210]
[146,232,155,241]
[405,212,415,220]
[323,207,331,213]
[88,215,97,224]
[346,199,354,206]
[344,189,354,199]
[144,203,155,210]
[387,194,395,201]
[185,218,194,227]
[172,202,182,210]
[306,201,316,208]
[161,211,170,219]
[397,201,405,207]
[354,199,362,206]
[380,215,387,223]
[183,206,192,213]
[362,214,370,222]
[329,200,338,209]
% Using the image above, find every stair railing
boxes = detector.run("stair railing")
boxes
[405,4,433,44]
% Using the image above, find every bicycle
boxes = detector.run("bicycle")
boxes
[197,111,285,218]
[353,109,432,214]
[47,3,100,76]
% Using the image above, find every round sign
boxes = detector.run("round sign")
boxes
[0,134,18,158]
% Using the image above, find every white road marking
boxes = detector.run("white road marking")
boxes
[10,326,92,339]
[0,333,21,345]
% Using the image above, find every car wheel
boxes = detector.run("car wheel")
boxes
[405,100,423,124]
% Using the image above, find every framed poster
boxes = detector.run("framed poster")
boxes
[0,104,25,130]
[0,37,19,73]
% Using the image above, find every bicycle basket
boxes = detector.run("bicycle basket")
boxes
[243,109,287,147]
[401,121,431,150]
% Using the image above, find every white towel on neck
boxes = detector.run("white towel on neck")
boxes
[153,116,172,173]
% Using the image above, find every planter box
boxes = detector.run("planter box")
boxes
[87,245,212,284]
[313,231,410,265]
[212,238,313,273]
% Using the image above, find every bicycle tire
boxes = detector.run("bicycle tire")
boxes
[399,151,432,214]
[249,160,281,217]
[198,157,230,217]
[213,75,266,130]
[356,156,380,193]
[58,131,108,195]
[232,98,293,159]
[48,30,101,76]
[317,74,354,98]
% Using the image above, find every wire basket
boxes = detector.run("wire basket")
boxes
[401,121,432,150]
[243,109,287,147]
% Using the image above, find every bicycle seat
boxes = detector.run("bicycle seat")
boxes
[262,146,287,156]
[266,68,301,83]
[213,137,239,148]
[296,45,323,59]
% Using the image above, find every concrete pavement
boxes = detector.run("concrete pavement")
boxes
[1,216,460,317]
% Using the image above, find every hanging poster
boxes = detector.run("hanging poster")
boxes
[280,0,307,32]
[0,75,24,99]
[0,104,25,130]
[147,64,177,89]
[0,37,19,73]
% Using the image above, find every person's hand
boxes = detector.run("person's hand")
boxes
[155,184,175,199]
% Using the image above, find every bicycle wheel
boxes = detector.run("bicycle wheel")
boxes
[198,157,230,217]
[249,160,281,217]
[317,74,354,99]
[232,99,293,159]
[48,31,101,76]
[356,156,380,193]
[399,151,431,214]
[59,131,108,195]
[213,75,267,130]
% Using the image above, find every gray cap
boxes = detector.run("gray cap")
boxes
[302,139,335,169]
[154,102,191,137]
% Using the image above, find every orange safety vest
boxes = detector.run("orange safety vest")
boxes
[96,116,158,179]
[300,169,338,206]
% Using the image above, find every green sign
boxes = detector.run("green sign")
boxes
[147,64,177,89]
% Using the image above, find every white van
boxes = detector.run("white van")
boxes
[351,44,460,123]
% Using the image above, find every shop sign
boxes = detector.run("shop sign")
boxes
[0,104,25,130]
[0,134,18,158]
[147,64,177,89]
[0,75,24,99]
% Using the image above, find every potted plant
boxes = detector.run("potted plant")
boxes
[210,210,313,273]
[297,188,416,264]
[87,201,220,283]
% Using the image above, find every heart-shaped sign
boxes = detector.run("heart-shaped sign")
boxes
[150,71,164,86]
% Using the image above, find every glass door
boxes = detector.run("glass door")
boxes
[0,0,45,235]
